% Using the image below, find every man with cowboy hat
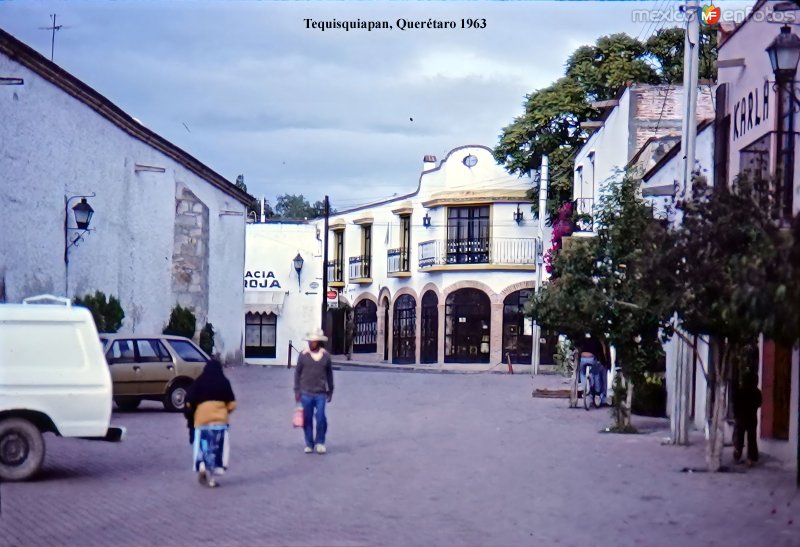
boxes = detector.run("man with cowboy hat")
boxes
[294,328,334,454]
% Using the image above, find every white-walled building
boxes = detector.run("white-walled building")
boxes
[572,83,715,231]
[244,145,552,368]
[244,222,322,365]
[0,29,250,363]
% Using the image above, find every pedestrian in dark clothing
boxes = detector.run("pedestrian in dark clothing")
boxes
[345,314,355,361]
[185,359,236,487]
[733,370,762,466]
[294,328,334,455]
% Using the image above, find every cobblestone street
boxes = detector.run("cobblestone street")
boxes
[1,366,798,547]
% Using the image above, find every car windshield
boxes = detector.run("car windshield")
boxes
[167,339,208,362]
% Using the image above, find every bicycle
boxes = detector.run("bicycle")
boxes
[582,362,603,411]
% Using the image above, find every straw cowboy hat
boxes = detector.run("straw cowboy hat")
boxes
[304,328,328,343]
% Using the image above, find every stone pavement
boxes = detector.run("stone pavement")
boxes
[0,366,798,547]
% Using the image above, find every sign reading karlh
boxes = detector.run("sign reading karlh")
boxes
[244,270,282,290]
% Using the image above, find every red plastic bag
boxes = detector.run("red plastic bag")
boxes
[292,406,304,428]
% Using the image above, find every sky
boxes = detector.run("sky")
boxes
[0,0,753,210]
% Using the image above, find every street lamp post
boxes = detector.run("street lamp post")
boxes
[766,24,800,488]
[64,193,96,296]
[767,25,800,220]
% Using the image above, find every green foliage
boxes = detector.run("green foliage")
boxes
[495,27,718,221]
[163,305,197,339]
[672,175,794,344]
[671,173,799,470]
[528,174,675,386]
[199,322,215,355]
[631,373,667,417]
[553,338,575,377]
[274,194,327,220]
[73,291,125,333]
[236,174,273,220]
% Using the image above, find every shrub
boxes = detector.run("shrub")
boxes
[199,322,215,355]
[74,291,125,333]
[163,305,196,339]
[631,373,667,417]
[553,338,575,377]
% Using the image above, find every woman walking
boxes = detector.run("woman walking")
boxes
[294,328,334,454]
[185,359,236,487]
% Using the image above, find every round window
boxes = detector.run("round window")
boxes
[463,155,478,168]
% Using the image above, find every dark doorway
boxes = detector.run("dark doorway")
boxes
[326,304,346,355]
[420,291,438,364]
[353,299,377,353]
[382,297,390,361]
[502,290,533,364]
[393,295,416,364]
[445,288,490,364]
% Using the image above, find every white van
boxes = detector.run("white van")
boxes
[0,295,124,481]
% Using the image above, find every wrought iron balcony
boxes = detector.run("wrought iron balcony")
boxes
[348,255,371,280]
[573,197,594,232]
[418,237,538,269]
[387,248,410,274]
[326,260,344,284]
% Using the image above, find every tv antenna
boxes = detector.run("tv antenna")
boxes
[38,14,71,62]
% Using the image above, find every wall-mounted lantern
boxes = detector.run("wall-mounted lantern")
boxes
[514,204,524,225]
[293,252,304,290]
[423,211,431,228]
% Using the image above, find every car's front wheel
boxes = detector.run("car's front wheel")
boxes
[164,381,190,412]
[0,418,46,482]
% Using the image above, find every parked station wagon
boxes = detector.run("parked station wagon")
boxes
[99,334,209,412]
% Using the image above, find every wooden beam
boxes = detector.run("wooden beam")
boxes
[715,58,745,69]
[580,121,604,129]
[591,99,619,109]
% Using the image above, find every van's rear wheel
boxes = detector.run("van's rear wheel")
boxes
[115,397,141,412]
[0,418,45,482]
[164,382,189,412]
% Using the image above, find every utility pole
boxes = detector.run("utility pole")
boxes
[671,0,700,446]
[320,195,330,332]
[531,156,549,376]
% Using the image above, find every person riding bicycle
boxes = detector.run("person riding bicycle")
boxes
[578,334,609,406]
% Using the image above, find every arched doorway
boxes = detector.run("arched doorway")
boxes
[420,291,438,364]
[445,288,490,363]
[393,294,416,364]
[353,299,377,353]
[502,290,533,364]
[382,297,390,361]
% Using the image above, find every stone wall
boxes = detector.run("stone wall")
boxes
[171,183,210,333]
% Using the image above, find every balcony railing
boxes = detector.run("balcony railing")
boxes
[387,248,410,274]
[573,197,594,232]
[418,238,538,269]
[326,260,344,284]
[348,255,371,279]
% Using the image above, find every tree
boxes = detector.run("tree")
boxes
[494,27,718,221]
[74,291,125,333]
[671,174,796,471]
[527,174,676,430]
[274,194,327,219]
[163,305,197,339]
[235,174,266,219]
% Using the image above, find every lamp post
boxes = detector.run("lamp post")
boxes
[64,193,96,296]
[767,25,800,220]
[766,24,800,488]
[293,252,304,291]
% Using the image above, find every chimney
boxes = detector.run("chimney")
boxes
[423,155,437,171]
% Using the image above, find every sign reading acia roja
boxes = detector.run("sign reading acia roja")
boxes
[244,270,281,289]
